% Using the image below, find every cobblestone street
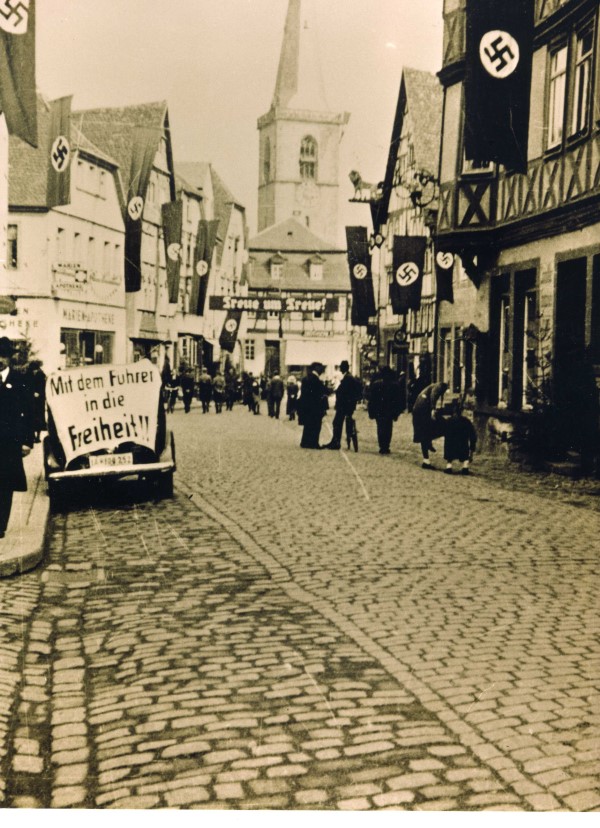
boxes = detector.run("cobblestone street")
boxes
[0,404,599,810]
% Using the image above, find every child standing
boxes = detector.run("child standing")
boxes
[444,401,477,475]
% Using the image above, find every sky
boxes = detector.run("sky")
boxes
[37,0,444,239]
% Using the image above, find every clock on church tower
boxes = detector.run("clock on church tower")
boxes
[296,180,318,208]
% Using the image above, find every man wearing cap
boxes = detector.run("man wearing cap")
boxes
[297,362,328,449]
[323,360,362,450]
[0,337,34,538]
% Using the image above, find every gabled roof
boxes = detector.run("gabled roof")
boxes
[376,67,443,225]
[249,217,343,253]
[72,101,169,194]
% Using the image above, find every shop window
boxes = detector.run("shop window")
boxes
[7,224,17,269]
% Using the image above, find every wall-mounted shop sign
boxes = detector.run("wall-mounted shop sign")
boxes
[209,295,339,313]
[62,307,116,327]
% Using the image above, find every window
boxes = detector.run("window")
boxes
[271,262,282,280]
[547,45,567,148]
[263,138,271,183]
[523,289,538,408]
[299,136,317,180]
[462,154,494,175]
[498,292,510,405]
[7,225,17,269]
[570,27,593,136]
[244,339,255,360]
[309,263,323,281]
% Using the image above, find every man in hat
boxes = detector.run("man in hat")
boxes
[296,362,328,449]
[323,360,362,450]
[0,337,34,538]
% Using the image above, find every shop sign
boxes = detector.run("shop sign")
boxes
[62,307,116,327]
[46,360,161,466]
[209,295,339,313]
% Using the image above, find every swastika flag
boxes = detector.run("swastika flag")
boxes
[390,236,426,315]
[345,227,376,326]
[125,127,159,292]
[46,95,72,208]
[464,0,534,173]
[190,219,219,316]
[219,309,243,353]
[0,0,37,147]
[162,200,184,304]
[434,249,455,304]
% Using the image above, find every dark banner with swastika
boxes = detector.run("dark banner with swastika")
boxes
[0,0,37,147]
[464,0,534,173]
[218,309,243,353]
[390,236,426,315]
[125,127,159,292]
[345,226,376,327]
[161,200,183,304]
[434,248,455,304]
[190,219,219,316]
[46,95,72,208]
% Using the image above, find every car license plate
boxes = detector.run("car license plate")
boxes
[89,453,133,468]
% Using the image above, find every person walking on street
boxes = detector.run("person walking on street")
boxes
[26,359,46,443]
[268,373,284,419]
[225,370,237,411]
[412,381,449,468]
[367,366,405,454]
[323,360,362,450]
[297,362,328,449]
[198,369,212,414]
[0,337,33,539]
[212,371,225,414]
[286,375,298,420]
[165,370,179,413]
[179,368,196,414]
[443,400,477,475]
[251,375,261,414]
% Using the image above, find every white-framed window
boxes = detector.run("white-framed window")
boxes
[547,45,568,148]
[244,339,255,360]
[7,224,18,269]
[570,27,594,136]
[271,262,282,280]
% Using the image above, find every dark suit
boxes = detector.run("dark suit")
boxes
[0,369,33,534]
[368,376,405,453]
[329,372,362,448]
[298,371,327,448]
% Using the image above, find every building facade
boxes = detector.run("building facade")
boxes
[435,0,600,463]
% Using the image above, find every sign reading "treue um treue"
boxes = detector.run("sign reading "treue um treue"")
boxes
[209,295,339,313]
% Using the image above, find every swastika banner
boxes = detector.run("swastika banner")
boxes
[218,309,243,353]
[434,248,455,304]
[190,218,219,316]
[125,127,159,292]
[464,0,534,173]
[46,95,72,208]
[0,0,37,147]
[345,226,376,327]
[390,236,426,315]
[161,200,183,304]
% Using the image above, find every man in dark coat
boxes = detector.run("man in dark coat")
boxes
[297,362,328,449]
[412,381,449,468]
[0,337,33,538]
[323,360,362,450]
[367,366,405,454]
[267,374,285,419]
[443,401,477,474]
[179,368,196,414]
[198,369,212,413]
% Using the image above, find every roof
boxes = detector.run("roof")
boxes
[249,217,344,253]
[248,218,349,292]
[72,101,168,193]
[376,67,443,224]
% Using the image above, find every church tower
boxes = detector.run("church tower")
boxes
[257,0,349,243]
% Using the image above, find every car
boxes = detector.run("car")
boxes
[43,360,175,512]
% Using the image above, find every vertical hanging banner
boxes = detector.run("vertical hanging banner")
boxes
[46,95,72,208]
[435,249,455,304]
[125,127,158,292]
[345,226,376,326]
[390,236,426,315]
[161,200,183,304]
[218,309,243,353]
[0,0,37,147]
[464,0,534,173]
[191,218,219,315]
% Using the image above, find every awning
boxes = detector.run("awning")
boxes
[284,338,350,368]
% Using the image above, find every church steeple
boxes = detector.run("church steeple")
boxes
[272,0,329,112]
[257,0,349,242]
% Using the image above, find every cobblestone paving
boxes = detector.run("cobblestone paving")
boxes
[0,405,598,810]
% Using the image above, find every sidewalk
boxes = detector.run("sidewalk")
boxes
[0,442,50,578]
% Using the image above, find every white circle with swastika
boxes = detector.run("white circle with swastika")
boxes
[50,136,71,173]
[0,1,30,35]
[196,259,209,276]
[167,243,181,261]
[128,196,144,221]
[224,319,238,333]
[436,252,454,270]
[479,30,520,79]
[395,262,419,286]
[353,263,368,281]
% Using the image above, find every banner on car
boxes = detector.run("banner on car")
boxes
[46,360,161,467]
